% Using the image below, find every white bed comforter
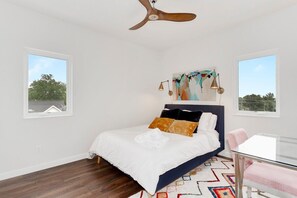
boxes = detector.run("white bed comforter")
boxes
[88,125,220,195]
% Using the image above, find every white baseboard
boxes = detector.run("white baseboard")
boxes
[0,153,89,181]
[218,150,232,159]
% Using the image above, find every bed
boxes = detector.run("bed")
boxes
[89,104,225,195]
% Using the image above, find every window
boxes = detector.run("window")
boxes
[24,48,73,118]
[236,51,279,116]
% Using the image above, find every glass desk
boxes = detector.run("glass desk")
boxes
[231,134,297,198]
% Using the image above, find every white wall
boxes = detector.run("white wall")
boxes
[0,1,163,179]
[161,5,297,156]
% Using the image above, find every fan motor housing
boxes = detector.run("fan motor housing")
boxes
[149,14,159,21]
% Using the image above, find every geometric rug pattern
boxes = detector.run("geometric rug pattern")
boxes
[129,157,279,198]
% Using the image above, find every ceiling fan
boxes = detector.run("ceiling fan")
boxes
[130,0,196,30]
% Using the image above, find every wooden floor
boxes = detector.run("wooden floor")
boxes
[0,158,143,198]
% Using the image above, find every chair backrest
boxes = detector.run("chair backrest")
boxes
[227,128,249,151]
[227,128,252,168]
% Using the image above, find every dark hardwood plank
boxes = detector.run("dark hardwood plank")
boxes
[0,158,143,198]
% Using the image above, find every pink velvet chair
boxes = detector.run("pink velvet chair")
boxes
[227,128,297,198]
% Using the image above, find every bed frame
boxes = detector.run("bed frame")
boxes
[155,104,225,192]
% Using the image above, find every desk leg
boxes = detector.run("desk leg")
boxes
[235,153,244,198]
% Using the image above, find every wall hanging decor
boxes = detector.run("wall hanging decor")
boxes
[172,69,217,101]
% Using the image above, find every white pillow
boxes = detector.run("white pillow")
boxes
[198,112,212,130]
[208,114,217,130]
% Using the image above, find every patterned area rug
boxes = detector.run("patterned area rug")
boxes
[129,157,278,198]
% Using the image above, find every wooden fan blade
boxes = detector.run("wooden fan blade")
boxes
[158,11,196,22]
[129,17,149,30]
[139,0,152,11]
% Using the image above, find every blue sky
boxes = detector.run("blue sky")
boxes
[28,54,67,86]
[239,55,276,97]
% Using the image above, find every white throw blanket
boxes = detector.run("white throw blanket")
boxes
[134,128,169,149]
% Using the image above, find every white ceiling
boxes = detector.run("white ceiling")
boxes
[4,0,297,50]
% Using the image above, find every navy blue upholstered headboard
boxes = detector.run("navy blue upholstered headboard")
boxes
[164,104,225,150]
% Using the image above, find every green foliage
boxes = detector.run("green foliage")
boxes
[239,93,276,112]
[29,74,66,103]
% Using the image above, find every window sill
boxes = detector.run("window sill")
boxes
[234,111,280,118]
[24,112,73,119]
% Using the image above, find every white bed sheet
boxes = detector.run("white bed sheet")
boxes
[89,125,220,195]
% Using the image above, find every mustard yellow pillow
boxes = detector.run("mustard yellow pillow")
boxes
[148,117,175,132]
[168,120,198,137]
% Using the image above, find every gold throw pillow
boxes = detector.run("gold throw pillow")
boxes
[168,120,198,137]
[148,117,175,132]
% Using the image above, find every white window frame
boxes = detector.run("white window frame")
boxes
[234,49,280,117]
[24,48,73,119]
